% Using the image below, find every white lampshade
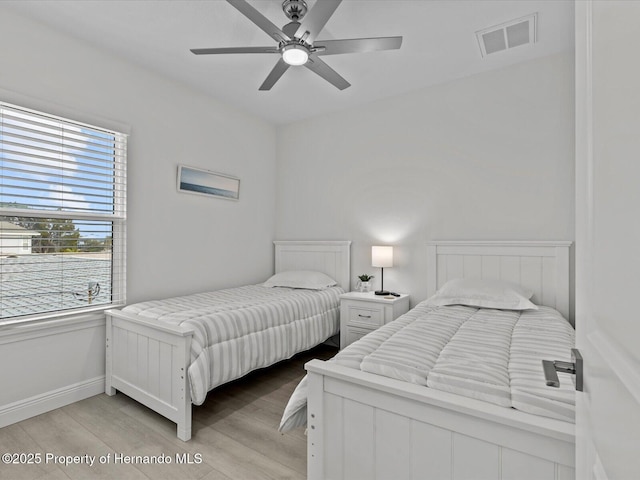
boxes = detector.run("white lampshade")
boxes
[372,246,393,268]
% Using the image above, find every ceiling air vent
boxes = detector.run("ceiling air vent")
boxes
[476,13,537,57]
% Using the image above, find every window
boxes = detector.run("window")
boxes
[0,102,126,322]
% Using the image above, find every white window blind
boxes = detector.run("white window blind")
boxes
[0,102,126,322]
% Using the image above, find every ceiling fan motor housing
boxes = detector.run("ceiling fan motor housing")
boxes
[282,0,308,21]
[191,0,403,91]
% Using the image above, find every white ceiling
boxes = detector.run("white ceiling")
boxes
[4,0,574,125]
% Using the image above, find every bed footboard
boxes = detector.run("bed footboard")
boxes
[306,360,575,480]
[105,309,194,441]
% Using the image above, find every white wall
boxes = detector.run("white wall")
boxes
[276,52,575,306]
[0,8,276,426]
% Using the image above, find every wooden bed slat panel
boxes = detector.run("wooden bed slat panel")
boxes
[411,421,452,479]
[500,255,521,285]
[502,448,556,480]
[323,392,343,480]
[375,410,411,480]
[463,254,482,279]
[453,433,500,480]
[159,341,172,404]
[481,255,501,281]
[446,254,464,281]
[343,399,374,480]
[126,331,136,386]
[520,255,543,303]
[137,334,149,392]
[148,338,160,398]
[542,255,557,310]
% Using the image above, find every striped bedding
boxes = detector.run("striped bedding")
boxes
[122,284,343,405]
[279,301,575,431]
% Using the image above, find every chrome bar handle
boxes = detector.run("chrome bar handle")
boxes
[573,348,583,392]
[542,360,561,387]
[542,348,583,392]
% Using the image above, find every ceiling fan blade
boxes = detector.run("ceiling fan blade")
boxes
[294,0,342,44]
[259,58,290,91]
[191,46,279,55]
[305,56,350,90]
[226,0,290,43]
[315,36,403,56]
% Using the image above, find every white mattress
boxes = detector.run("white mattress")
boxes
[279,301,575,431]
[123,284,343,404]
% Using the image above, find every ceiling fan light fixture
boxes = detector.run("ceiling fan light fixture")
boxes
[282,44,309,66]
[193,0,403,90]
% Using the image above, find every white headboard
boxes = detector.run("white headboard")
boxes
[274,241,351,291]
[427,241,572,320]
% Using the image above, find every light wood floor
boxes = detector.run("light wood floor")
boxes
[0,344,337,480]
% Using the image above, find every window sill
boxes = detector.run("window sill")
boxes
[0,304,125,342]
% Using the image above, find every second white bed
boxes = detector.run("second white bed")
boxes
[283,241,576,480]
[280,301,575,431]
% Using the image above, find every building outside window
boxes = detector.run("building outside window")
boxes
[0,102,127,322]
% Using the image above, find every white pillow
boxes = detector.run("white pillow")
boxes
[425,278,538,311]
[263,270,337,290]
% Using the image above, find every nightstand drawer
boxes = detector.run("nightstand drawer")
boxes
[346,305,384,327]
[339,292,410,349]
[345,326,372,346]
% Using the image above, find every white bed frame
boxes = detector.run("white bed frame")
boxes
[306,240,575,480]
[105,240,351,441]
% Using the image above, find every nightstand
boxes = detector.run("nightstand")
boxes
[339,291,410,349]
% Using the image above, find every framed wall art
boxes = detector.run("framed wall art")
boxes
[177,165,240,200]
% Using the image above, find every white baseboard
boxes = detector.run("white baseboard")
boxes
[0,376,105,428]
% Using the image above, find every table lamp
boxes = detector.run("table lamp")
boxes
[372,246,393,295]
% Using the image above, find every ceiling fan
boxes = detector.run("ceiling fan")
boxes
[190,0,403,91]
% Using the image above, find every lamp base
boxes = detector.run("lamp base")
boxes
[374,290,390,296]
